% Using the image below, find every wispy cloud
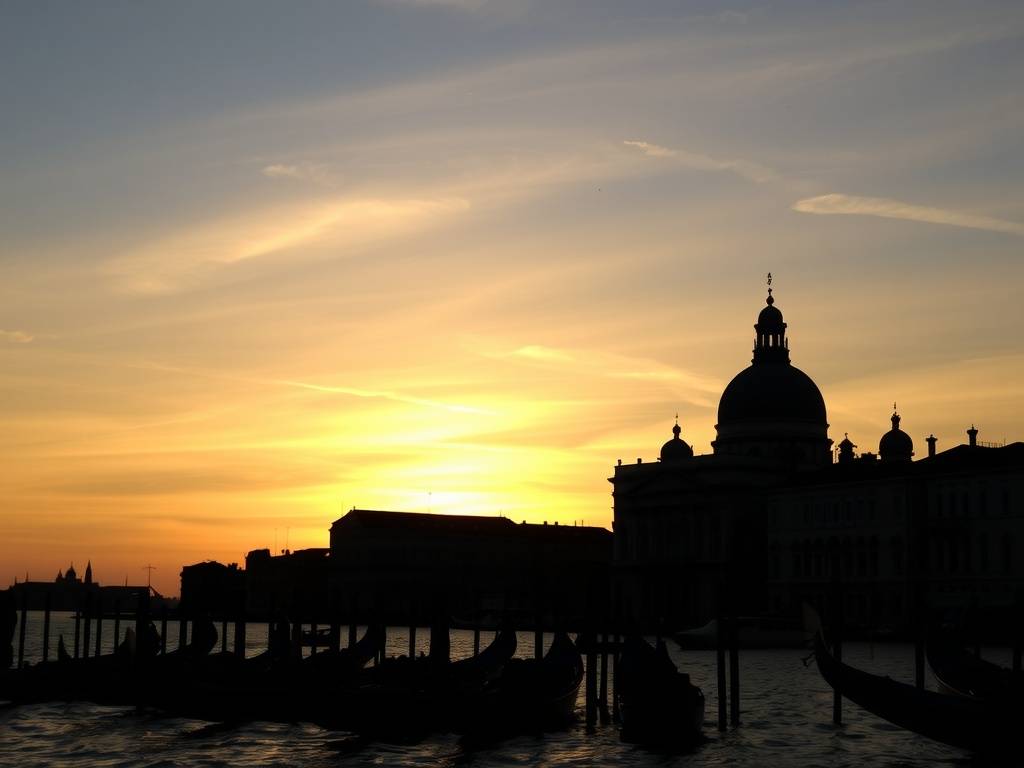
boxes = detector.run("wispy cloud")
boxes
[623,140,775,183]
[261,162,333,186]
[381,0,492,9]
[512,345,575,362]
[0,330,34,344]
[104,195,471,294]
[496,342,723,407]
[275,379,492,415]
[792,193,1024,237]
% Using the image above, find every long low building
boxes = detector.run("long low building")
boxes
[180,510,612,627]
[328,509,612,627]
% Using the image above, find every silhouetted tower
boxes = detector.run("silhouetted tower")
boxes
[837,433,856,465]
[879,407,914,462]
[84,561,93,585]
[926,434,937,457]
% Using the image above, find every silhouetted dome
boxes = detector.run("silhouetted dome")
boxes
[718,363,827,424]
[838,435,854,450]
[879,412,914,462]
[660,422,694,462]
[758,302,784,326]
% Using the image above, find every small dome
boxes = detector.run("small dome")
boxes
[660,422,694,462]
[879,412,913,462]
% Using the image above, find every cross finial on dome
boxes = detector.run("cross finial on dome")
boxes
[766,272,774,305]
[672,414,681,437]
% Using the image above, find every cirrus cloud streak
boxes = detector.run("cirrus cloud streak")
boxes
[793,193,1024,237]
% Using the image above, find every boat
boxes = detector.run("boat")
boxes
[327,627,519,738]
[453,630,584,737]
[927,632,1024,701]
[813,631,1021,752]
[617,635,704,745]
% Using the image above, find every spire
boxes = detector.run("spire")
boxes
[672,413,681,438]
[752,274,789,364]
[84,560,93,585]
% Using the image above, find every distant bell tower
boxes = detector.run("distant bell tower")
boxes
[84,561,93,585]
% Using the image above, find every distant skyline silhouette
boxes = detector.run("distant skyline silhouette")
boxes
[3,1,1024,595]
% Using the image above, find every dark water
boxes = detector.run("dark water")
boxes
[0,616,996,767]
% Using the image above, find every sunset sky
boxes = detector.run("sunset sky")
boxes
[3,1,1024,596]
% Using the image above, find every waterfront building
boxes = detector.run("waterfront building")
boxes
[612,284,1024,635]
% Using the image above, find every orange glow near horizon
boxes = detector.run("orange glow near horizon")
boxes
[3,3,1024,597]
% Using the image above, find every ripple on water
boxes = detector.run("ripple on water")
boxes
[0,639,990,768]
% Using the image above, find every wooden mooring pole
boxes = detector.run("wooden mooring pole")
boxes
[611,632,621,722]
[16,591,27,668]
[81,593,92,661]
[94,598,104,657]
[585,631,598,727]
[73,599,81,659]
[41,592,52,664]
[716,603,727,731]
[113,599,121,650]
[831,574,843,725]
[729,613,740,726]
[599,632,610,724]
[234,603,246,658]
[178,611,187,654]
[222,619,229,654]
[160,604,168,655]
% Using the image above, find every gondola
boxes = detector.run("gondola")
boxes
[617,635,704,745]
[927,632,1024,702]
[145,624,384,723]
[326,627,518,738]
[813,631,1021,752]
[453,630,584,737]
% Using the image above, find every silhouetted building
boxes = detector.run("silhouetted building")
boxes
[328,509,612,626]
[8,560,143,612]
[244,547,330,619]
[179,560,247,617]
[612,284,1024,635]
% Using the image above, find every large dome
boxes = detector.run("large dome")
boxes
[718,363,827,425]
[712,283,832,466]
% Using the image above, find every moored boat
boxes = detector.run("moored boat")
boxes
[814,631,1020,752]
[618,635,704,745]
[927,632,1024,702]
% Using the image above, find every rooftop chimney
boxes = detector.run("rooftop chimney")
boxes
[926,434,937,457]
[967,425,978,447]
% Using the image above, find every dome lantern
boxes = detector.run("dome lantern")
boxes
[753,272,789,364]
